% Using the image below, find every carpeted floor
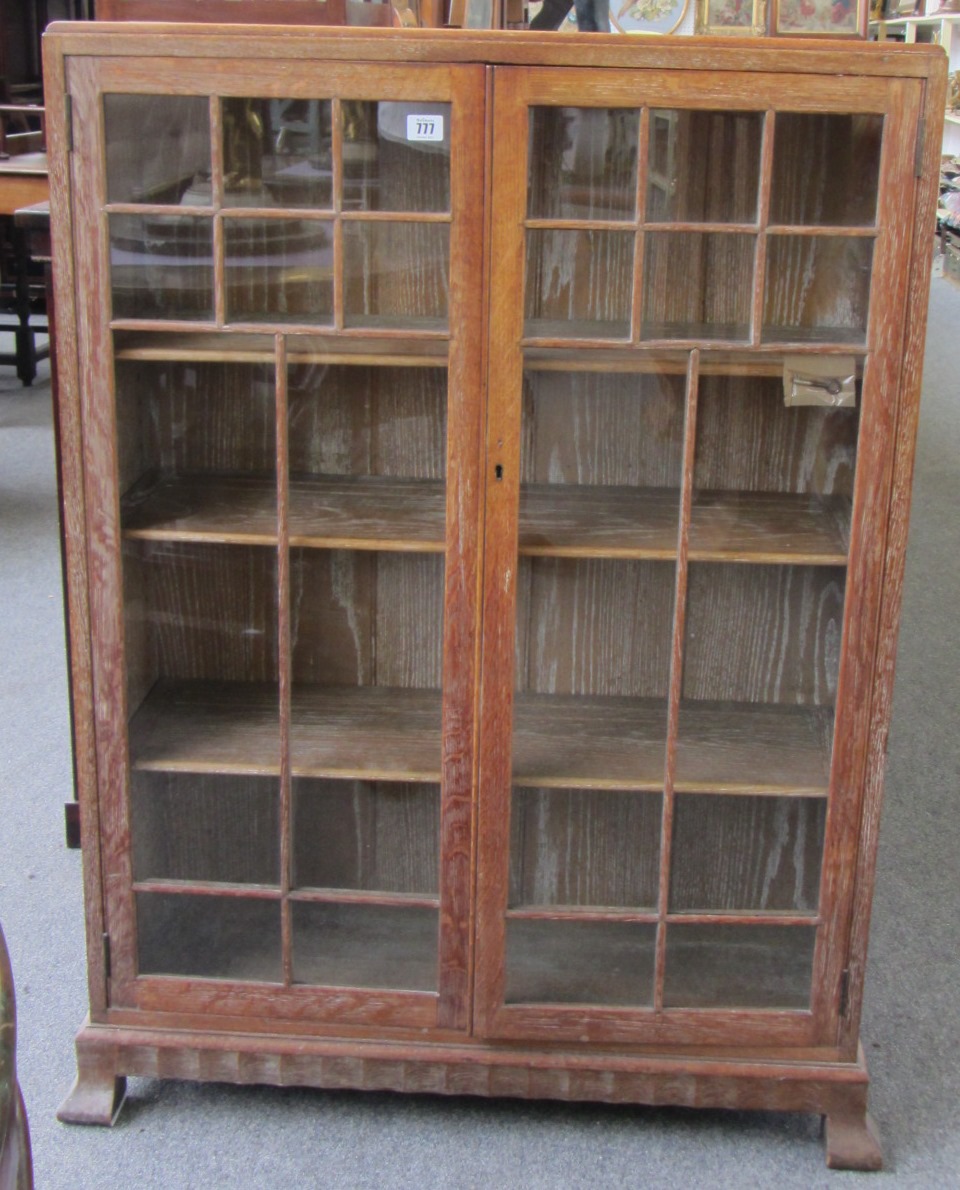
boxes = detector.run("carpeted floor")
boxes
[0,280,958,1187]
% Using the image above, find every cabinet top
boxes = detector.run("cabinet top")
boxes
[43,22,946,81]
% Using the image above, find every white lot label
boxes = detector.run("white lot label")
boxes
[406,114,444,143]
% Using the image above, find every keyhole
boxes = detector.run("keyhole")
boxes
[495,464,504,481]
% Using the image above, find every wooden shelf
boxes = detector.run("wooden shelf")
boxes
[523,346,866,374]
[512,694,832,795]
[123,476,849,565]
[129,681,443,783]
[113,330,448,366]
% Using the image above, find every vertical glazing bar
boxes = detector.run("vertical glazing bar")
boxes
[631,107,649,346]
[276,333,293,987]
[210,96,226,328]
[332,97,344,332]
[751,109,776,348]
[653,347,699,1013]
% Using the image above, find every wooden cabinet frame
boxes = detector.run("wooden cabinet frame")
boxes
[43,24,946,1170]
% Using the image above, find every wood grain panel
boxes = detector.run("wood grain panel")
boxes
[292,780,440,894]
[763,236,872,343]
[131,772,281,886]
[525,228,634,337]
[520,369,685,488]
[695,374,859,497]
[682,563,845,705]
[509,787,662,910]
[515,557,675,697]
[769,114,883,228]
[642,232,754,341]
[670,794,826,913]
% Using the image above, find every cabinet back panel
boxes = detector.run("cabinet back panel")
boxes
[683,563,845,705]
[694,376,859,497]
[520,371,684,488]
[509,787,662,909]
[116,361,277,496]
[670,794,826,913]
[131,772,281,886]
[515,557,674,698]
[287,364,447,480]
[137,893,282,981]
[290,549,443,688]
[293,779,440,894]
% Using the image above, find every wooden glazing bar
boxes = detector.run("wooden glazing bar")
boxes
[113,331,448,363]
[750,110,775,349]
[110,319,218,335]
[216,207,336,222]
[666,912,821,926]
[505,907,659,923]
[523,346,866,372]
[654,349,699,1014]
[276,335,293,987]
[765,226,878,238]
[339,211,453,225]
[640,221,761,235]
[287,889,441,909]
[132,881,281,899]
[103,203,215,216]
[332,97,344,334]
[524,217,643,232]
[629,108,649,346]
[209,95,224,211]
[213,217,226,327]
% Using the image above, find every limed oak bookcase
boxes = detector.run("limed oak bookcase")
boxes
[43,22,945,1169]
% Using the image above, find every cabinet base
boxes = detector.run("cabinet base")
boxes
[60,1019,882,1168]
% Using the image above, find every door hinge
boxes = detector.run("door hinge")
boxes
[64,93,74,152]
[915,116,926,178]
[64,801,81,849]
[102,932,111,981]
[839,968,850,1017]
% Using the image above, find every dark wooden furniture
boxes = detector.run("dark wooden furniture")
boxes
[43,23,945,1170]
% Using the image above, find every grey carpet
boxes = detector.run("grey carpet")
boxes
[1,279,958,1186]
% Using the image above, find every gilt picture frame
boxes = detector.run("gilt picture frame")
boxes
[696,0,766,35]
[769,0,868,37]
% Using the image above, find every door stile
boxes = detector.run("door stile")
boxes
[276,333,294,987]
[653,349,699,1014]
[749,109,776,348]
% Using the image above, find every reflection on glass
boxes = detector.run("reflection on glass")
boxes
[343,221,449,331]
[223,97,333,210]
[670,794,826,913]
[293,780,440,894]
[292,903,438,989]
[642,232,754,340]
[647,110,763,224]
[770,114,883,227]
[131,773,280,886]
[104,94,211,205]
[109,213,214,322]
[342,100,451,213]
[137,893,282,980]
[509,788,661,909]
[525,228,633,338]
[528,107,639,221]
[663,924,815,1008]
[224,218,334,324]
[763,235,872,343]
[505,919,656,1005]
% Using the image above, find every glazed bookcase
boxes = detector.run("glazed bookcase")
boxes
[43,22,946,1169]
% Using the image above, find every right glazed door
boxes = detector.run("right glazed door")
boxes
[475,65,922,1047]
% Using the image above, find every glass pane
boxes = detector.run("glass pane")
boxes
[137,893,282,980]
[104,94,211,205]
[342,100,451,213]
[292,903,437,990]
[109,213,214,322]
[505,919,656,1005]
[224,218,333,324]
[117,360,277,540]
[132,773,280,886]
[343,221,449,331]
[293,780,440,894]
[642,232,754,340]
[770,114,883,227]
[528,107,639,221]
[677,563,845,792]
[510,788,661,909]
[670,794,826,913]
[525,228,633,339]
[763,235,872,344]
[664,924,815,1008]
[691,371,860,562]
[223,97,333,209]
[646,110,762,224]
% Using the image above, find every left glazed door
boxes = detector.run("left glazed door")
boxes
[65,54,486,1035]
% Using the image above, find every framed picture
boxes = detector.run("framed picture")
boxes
[612,0,691,33]
[696,0,766,35]
[769,0,868,37]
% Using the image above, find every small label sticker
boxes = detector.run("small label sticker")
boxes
[406,114,444,143]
